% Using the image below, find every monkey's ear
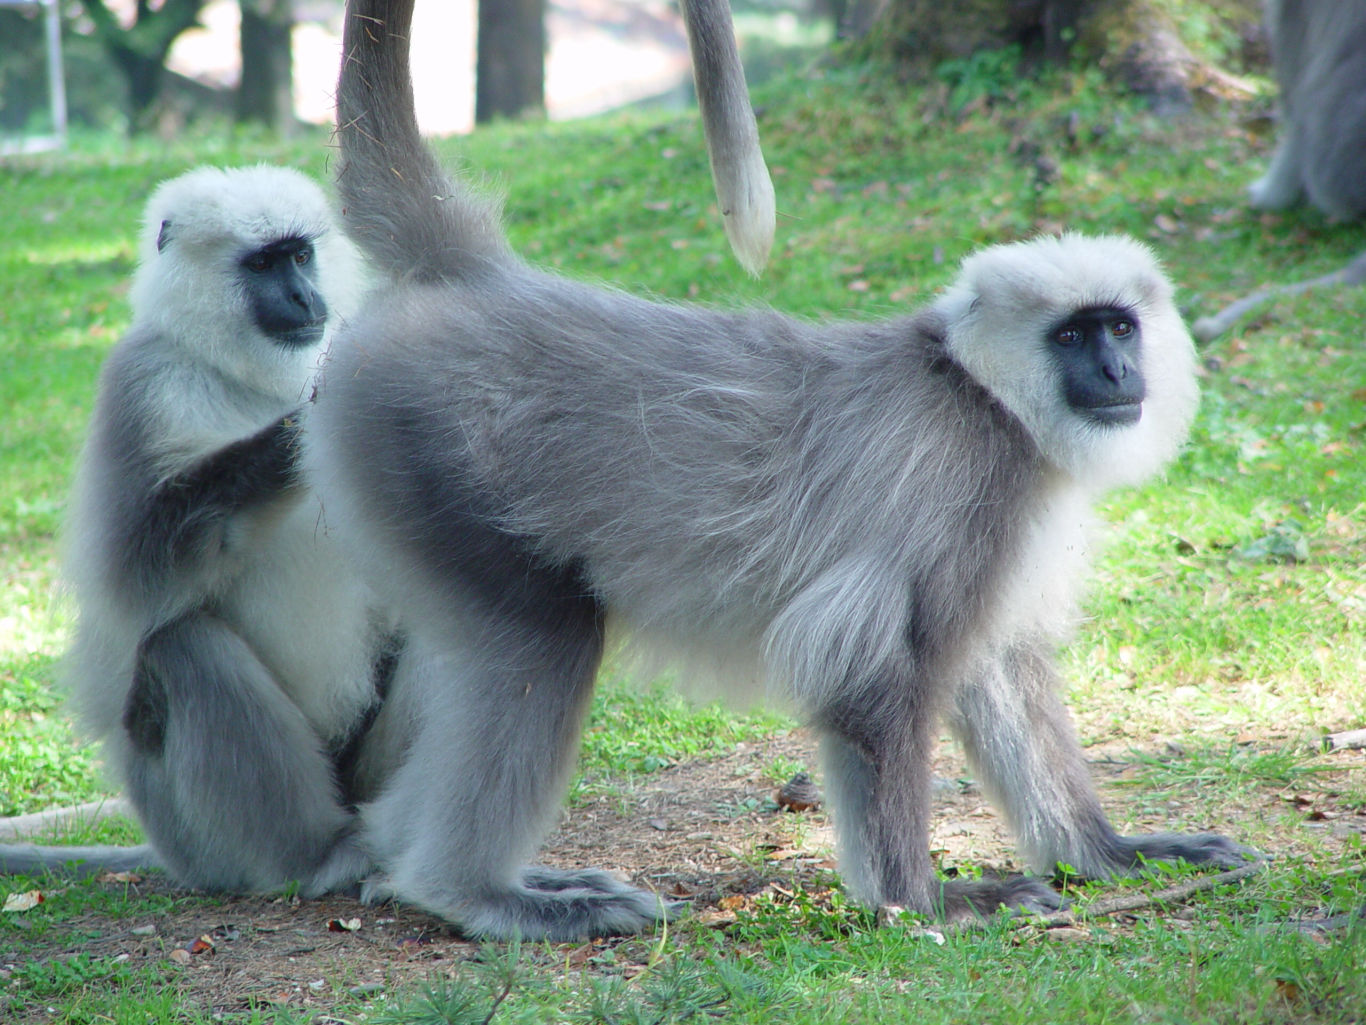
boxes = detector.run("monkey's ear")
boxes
[156,220,173,253]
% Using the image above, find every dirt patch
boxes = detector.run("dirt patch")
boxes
[3,729,1362,1020]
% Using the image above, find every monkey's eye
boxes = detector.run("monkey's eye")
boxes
[1112,319,1135,339]
[294,248,312,267]
[1054,325,1084,347]
[245,253,271,273]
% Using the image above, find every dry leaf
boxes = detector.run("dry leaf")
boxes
[2,890,43,912]
[189,934,215,955]
[1276,979,1303,1004]
[697,909,738,928]
[97,871,143,884]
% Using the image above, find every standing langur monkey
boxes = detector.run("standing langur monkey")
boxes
[301,0,1261,941]
[0,167,408,895]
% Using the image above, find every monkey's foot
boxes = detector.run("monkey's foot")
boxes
[362,865,678,941]
[936,874,1066,921]
[297,837,376,898]
[1248,173,1302,211]
[468,866,677,940]
[1104,831,1266,875]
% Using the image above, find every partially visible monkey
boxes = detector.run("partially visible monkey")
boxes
[1195,2,1366,339]
[0,166,403,895]
[1249,0,1366,219]
[296,0,1260,941]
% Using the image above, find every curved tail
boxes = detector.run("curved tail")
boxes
[336,0,512,281]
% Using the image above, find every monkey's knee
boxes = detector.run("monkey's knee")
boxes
[124,639,172,755]
[124,616,214,756]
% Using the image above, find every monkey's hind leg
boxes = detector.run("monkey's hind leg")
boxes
[818,683,1066,923]
[358,593,672,941]
[122,615,372,896]
[949,642,1262,881]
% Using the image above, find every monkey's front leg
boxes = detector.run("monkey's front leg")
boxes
[817,684,1065,922]
[1248,128,1305,211]
[949,641,1262,879]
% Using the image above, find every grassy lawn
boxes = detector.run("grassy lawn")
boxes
[1,44,1364,1025]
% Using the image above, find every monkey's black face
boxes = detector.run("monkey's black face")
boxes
[1049,306,1145,426]
[240,236,328,347]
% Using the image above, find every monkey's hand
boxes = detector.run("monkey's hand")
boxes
[138,410,311,582]
[1101,832,1267,876]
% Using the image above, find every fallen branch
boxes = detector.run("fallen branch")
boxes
[1031,860,1268,929]
[1325,728,1366,752]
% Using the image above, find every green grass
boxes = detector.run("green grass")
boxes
[2,46,1365,1025]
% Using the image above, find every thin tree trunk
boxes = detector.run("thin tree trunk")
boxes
[238,0,296,133]
[475,0,545,123]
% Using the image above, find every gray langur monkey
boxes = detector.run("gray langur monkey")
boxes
[297,0,1261,942]
[1249,0,1366,219]
[0,166,404,896]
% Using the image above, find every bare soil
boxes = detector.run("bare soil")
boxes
[2,728,1362,1021]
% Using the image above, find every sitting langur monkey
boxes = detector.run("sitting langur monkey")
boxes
[0,166,400,895]
[298,0,1261,941]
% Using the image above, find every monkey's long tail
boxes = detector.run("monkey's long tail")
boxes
[336,0,512,281]
[680,0,776,275]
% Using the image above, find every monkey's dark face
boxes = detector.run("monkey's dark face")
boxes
[1049,306,1145,426]
[240,236,329,347]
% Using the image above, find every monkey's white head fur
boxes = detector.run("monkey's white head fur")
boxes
[129,165,363,401]
[936,234,1199,491]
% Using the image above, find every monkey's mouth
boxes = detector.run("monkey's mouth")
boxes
[278,320,327,348]
[1085,402,1142,427]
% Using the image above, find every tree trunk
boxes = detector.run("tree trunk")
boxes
[78,0,207,133]
[870,0,1199,108]
[237,0,296,134]
[475,0,545,123]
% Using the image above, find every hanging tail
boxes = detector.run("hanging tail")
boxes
[681,0,776,274]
